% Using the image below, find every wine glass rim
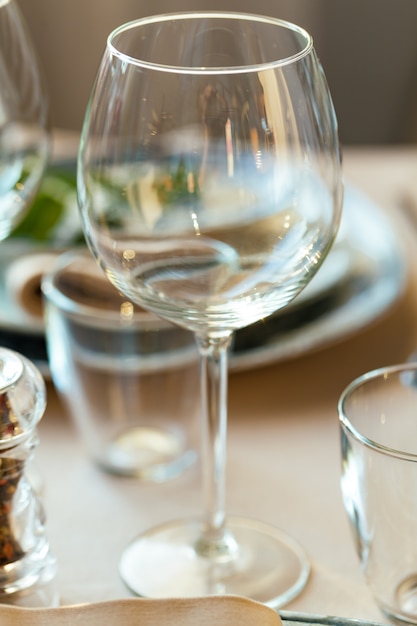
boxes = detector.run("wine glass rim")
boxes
[338,363,417,462]
[107,11,314,75]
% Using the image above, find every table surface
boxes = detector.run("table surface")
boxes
[32,141,417,621]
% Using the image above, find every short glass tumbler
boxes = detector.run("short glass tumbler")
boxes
[42,250,199,481]
[339,363,417,624]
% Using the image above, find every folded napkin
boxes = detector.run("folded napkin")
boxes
[0,596,281,626]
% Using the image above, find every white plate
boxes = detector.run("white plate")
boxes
[0,184,407,374]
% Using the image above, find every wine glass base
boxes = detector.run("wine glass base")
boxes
[119,516,310,608]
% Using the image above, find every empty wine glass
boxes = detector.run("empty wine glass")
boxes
[78,12,343,607]
[0,0,49,240]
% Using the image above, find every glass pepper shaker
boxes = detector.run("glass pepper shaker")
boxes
[0,347,57,606]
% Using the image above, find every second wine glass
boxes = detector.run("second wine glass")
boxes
[0,0,49,241]
[78,12,343,607]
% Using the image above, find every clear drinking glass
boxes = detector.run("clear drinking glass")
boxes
[339,364,417,624]
[78,12,343,607]
[0,0,50,241]
[43,249,200,481]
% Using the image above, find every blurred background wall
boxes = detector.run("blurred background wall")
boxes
[17,0,417,145]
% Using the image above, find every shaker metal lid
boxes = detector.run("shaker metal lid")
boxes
[0,348,46,448]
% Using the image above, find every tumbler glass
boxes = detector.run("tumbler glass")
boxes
[339,363,417,624]
[42,250,199,481]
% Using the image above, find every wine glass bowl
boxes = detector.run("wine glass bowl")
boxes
[0,0,49,241]
[78,12,342,607]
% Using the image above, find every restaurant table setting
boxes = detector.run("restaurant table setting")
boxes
[0,143,414,624]
[3,2,417,624]
[1,156,416,616]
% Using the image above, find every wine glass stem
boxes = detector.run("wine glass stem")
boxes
[195,333,238,560]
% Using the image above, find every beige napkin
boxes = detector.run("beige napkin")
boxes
[0,596,281,625]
